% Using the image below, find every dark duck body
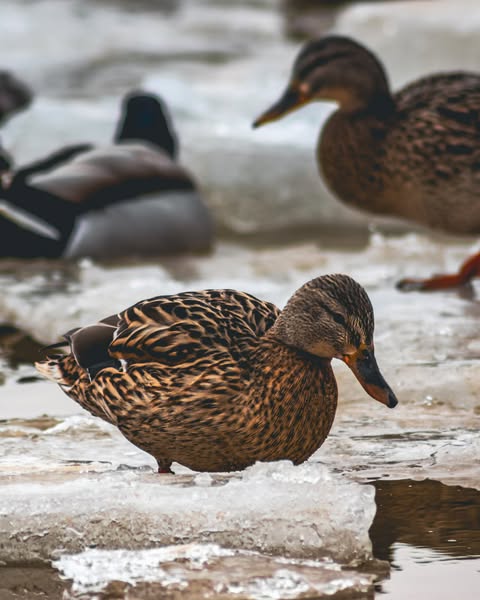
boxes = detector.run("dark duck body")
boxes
[0,92,212,259]
[254,36,480,291]
[36,274,397,473]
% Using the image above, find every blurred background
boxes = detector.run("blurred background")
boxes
[4,0,480,239]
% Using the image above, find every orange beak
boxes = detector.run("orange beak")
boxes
[253,82,312,128]
[342,346,398,408]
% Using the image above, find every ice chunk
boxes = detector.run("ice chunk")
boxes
[54,544,374,599]
[0,461,375,565]
[335,1,480,87]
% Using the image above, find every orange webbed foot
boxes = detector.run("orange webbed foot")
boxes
[396,251,480,292]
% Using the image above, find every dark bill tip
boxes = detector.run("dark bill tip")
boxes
[387,390,398,409]
[343,347,398,409]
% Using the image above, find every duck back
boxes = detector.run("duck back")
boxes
[319,72,480,234]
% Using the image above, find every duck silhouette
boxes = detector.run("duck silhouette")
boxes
[0,91,213,259]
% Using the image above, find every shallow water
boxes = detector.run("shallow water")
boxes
[370,480,480,599]
[0,477,478,598]
[1,0,480,598]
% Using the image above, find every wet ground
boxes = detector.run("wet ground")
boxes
[1,0,480,598]
[1,478,479,598]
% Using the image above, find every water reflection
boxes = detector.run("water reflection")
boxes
[0,566,67,599]
[370,478,480,562]
[370,480,480,599]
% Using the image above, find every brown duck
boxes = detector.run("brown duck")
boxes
[36,274,397,473]
[254,35,480,291]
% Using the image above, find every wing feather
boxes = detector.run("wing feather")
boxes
[109,289,280,368]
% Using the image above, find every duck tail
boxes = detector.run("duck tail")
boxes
[35,355,81,388]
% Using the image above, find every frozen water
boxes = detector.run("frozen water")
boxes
[55,544,236,594]
[336,0,480,87]
[54,544,373,599]
[0,448,376,564]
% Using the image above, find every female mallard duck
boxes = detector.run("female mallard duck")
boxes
[0,91,212,259]
[36,274,397,473]
[254,35,480,291]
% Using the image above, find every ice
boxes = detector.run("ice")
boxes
[335,0,480,87]
[55,544,235,593]
[0,458,376,565]
[54,544,374,599]
[0,414,154,474]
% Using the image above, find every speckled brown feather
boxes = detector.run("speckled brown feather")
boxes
[257,36,480,235]
[36,277,384,472]
[320,72,480,233]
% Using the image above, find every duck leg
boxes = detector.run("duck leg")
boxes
[397,251,480,291]
[157,462,173,474]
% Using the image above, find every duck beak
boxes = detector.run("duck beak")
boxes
[342,346,398,408]
[253,82,312,128]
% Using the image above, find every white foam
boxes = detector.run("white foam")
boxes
[54,543,373,598]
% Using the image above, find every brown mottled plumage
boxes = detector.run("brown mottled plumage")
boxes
[254,35,480,291]
[36,274,397,473]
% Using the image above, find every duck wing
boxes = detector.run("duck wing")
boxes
[29,143,194,208]
[109,289,280,369]
[396,73,480,141]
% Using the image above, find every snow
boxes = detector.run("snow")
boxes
[54,544,373,599]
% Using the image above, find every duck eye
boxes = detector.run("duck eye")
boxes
[333,313,346,327]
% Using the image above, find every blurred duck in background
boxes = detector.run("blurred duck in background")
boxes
[254,35,480,292]
[0,91,213,259]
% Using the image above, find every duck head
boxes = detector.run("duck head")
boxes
[270,274,397,408]
[115,91,179,159]
[253,35,393,125]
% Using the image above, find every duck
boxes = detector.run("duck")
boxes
[35,274,397,473]
[0,91,213,259]
[253,35,480,291]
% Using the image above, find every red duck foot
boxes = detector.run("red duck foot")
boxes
[157,465,173,474]
[396,251,480,292]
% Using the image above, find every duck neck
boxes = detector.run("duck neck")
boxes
[264,319,333,365]
[318,97,396,216]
